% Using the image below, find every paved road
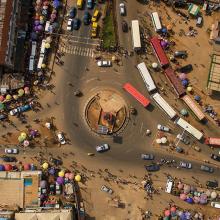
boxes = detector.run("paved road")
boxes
[59,0,220,183]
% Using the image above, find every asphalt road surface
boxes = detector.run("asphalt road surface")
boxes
[59,0,220,182]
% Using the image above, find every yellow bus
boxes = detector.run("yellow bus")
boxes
[77,0,83,9]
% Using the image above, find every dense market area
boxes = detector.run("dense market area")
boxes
[0,0,220,219]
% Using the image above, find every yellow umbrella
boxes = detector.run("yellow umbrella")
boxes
[6,94,12,100]
[18,89,24,96]
[42,162,49,169]
[75,174,81,182]
[20,132,27,139]
[40,16,44,20]
[45,43,50,49]
[58,170,65,177]
[41,63,46,69]
[13,95,19,100]
[187,86,193,92]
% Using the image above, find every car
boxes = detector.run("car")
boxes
[119,3,126,16]
[206,180,218,189]
[49,157,63,166]
[141,154,154,160]
[69,7,76,18]
[5,148,19,154]
[174,50,187,59]
[211,202,220,209]
[200,164,214,173]
[157,124,170,132]
[196,16,203,27]
[18,104,32,113]
[121,20,128,32]
[83,11,91,25]
[176,146,184,153]
[177,64,193,73]
[87,0,93,9]
[192,145,201,152]
[67,18,73,31]
[177,134,190,145]
[96,144,109,152]
[1,156,17,162]
[179,161,192,169]
[92,10,100,22]
[101,185,113,194]
[0,114,7,121]
[73,18,80,30]
[210,154,220,162]
[145,164,160,172]
[97,60,112,67]
[57,132,66,145]
[9,108,19,116]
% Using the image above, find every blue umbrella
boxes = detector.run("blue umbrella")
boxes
[186,197,194,204]
[49,167,56,175]
[182,79,189,87]
[0,164,5,171]
[162,27,167,33]
[53,0,61,8]
[31,32,38,40]
[194,95,201,102]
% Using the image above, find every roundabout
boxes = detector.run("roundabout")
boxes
[84,89,129,135]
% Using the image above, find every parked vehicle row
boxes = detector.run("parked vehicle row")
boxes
[10,102,33,116]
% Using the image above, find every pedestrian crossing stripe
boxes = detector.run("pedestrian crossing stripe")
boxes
[59,45,94,58]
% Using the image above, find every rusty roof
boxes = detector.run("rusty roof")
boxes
[0,0,13,65]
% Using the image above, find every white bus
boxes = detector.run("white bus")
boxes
[152,93,177,119]
[131,20,141,51]
[175,118,203,140]
[137,62,156,92]
[151,12,162,32]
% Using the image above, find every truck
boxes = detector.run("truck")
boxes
[205,137,220,146]
[91,22,98,38]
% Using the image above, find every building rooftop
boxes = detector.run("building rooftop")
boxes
[0,0,13,65]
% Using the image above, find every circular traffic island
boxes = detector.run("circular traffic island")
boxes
[85,90,129,135]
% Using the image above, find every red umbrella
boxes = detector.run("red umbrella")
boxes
[0,95,4,102]
[164,209,171,217]
[23,163,30,171]
[4,164,12,171]
[170,206,176,212]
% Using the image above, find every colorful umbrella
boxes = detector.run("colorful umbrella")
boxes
[75,174,81,182]
[186,197,194,204]
[178,182,184,189]
[180,193,187,200]
[170,206,176,212]
[164,210,171,217]
[179,73,187,80]
[184,184,191,193]
[65,173,70,178]
[180,109,188,116]
[23,163,30,171]
[0,103,5,110]
[182,79,189,87]
[194,95,201,102]
[42,162,49,169]
[152,62,158,69]
[56,176,64,185]
[69,173,74,180]
[0,95,5,102]
[49,167,56,175]
[18,89,24,96]
[41,63,46,69]
[0,164,5,171]
[13,95,19,100]
[18,135,25,142]
[23,140,29,147]
[6,94,12,101]
[4,164,12,171]
[167,24,172,31]
[58,170,65,177]
[46,36,52,43]
[211,191,217,199]
[45,43,50,49]
[40,180,47,188]
[187,86,193,92]
[20,132,27,139]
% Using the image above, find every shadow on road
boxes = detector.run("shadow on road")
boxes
[112,135,123,144]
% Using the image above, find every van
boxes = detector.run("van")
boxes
[165,179,173,193]
[37,54,45,69]
[196,16,203,27]
[77,0,83,9]
[31,41,37,56]
[40,39,46,54]
[92,10,100,22]
[211,202,220,209]
[29,56,35,72]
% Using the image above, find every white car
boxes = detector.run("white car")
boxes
[179,161,192,169]
[97,60,112,67]
[5,148,19,154]
[101,185,113,194]
[211,202,220,209]
[57,132,66,145]
[9,108,19,116]
[119,3,126,16]
[96,144,109,152]
[67,18,73,31]
[157,124,170,132]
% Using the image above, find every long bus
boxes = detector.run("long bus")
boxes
[175,118,203,140]
[182,95,205,121]
[152,93,177,119]
[137,62,157,93]
[151,12,162,32]
[131,20,141,51]
[205,137,220,146]
[123,83,150,108]
[150,37,169,68]
[164,67,186,98]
